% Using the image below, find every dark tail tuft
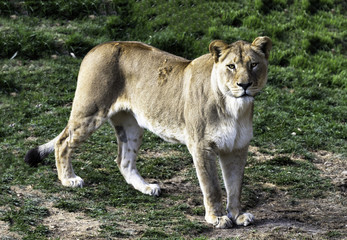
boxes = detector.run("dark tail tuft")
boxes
[24,148,44,167]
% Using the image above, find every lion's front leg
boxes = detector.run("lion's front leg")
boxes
[188,143,233,229]
[219,147,254,226]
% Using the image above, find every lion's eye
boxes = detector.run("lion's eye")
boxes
[227,64,236,70]
[251,63,258,68]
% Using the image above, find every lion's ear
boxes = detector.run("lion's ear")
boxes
[209,40,229,63]
[251,36,272,60]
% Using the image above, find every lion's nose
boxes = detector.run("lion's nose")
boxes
[237,82,252,90]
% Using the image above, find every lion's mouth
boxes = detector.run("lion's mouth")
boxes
[240,90,254,98]
[232,93,254,99]
[227,89,255,98]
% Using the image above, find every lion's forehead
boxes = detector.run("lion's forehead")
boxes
[222,46,261,65]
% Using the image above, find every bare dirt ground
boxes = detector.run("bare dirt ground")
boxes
[0,185,101,240]
[1,148,346,239]
[164,148,347,240]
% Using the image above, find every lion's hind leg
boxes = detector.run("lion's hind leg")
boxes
[110,112,161,196]
[55,114,107,187]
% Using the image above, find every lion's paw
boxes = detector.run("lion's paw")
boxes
[145,184,161,196]
[235,213,254,226]
[214,216,233,229]
[61,176,84,188]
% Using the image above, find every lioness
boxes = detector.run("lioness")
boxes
[25,37,272,228]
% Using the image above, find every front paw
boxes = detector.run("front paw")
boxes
[215,216,233,229]
[206,215,233,229]
[235,213,254,226]
[61,176,84,188]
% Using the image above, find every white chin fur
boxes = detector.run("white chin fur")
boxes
[229,95,254,102]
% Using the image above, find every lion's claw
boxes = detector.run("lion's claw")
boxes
[145,184,161,196]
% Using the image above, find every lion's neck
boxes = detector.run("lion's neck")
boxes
[210,95,254,152]
[211,84,254,120]
[225,96,254,119]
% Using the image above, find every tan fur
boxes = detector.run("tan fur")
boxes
[30,37,272,228]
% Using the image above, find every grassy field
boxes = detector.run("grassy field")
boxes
[0,0,346,239]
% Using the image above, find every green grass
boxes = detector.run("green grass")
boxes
[0,0,346,239]
[246,156,333,198]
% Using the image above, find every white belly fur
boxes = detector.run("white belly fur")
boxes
[109,97,253,152]
[109,100,186,144]
[133,111,187,144]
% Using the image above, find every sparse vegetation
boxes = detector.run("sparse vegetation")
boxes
[0,0,346,239]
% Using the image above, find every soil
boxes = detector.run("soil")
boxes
[1,148,346,239]
[0,185,101,240]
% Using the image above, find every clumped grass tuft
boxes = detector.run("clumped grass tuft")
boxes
[0,0,124,19]
[298,0,335,14]
[302,32,334,54]
[141,229,169,239]
[65,33,95,57]
[0,25,56,59]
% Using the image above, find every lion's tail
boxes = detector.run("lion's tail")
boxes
[24,133,61,167]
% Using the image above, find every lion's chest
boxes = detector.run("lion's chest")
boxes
[211,118,253,153]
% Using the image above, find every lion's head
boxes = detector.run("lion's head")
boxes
[209,37,272,99]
